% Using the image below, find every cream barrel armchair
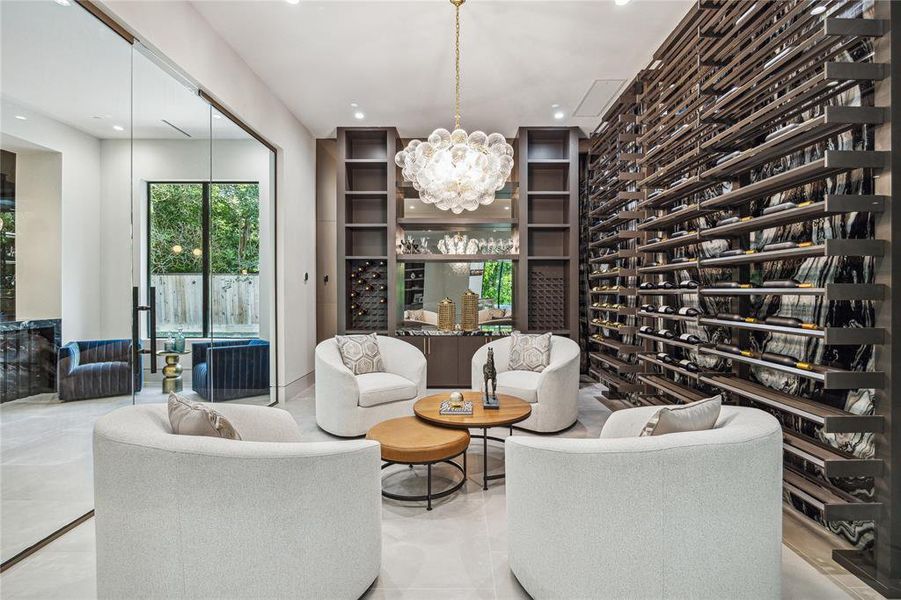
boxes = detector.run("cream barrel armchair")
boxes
[315,335,427,437]
[471,335,580,433]
[506,405,783,599]
[93,403,381,600]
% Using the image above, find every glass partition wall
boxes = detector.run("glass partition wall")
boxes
[1,1,276,567]
[0,0,134,564]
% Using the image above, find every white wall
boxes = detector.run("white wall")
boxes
[102,0,318,394]
[1,101,104,342]
[14,150,62,322]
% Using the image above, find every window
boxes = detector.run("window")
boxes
[148,182,260,338]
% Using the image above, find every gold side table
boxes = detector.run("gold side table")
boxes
[157,350,190,394]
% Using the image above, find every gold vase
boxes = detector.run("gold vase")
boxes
[438,297,456,331]
[461,289,478,331]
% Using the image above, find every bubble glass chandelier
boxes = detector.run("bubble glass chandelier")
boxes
[394,0,514,214]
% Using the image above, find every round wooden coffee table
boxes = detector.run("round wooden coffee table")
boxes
[414,391,531,490]
[366,416,470,510]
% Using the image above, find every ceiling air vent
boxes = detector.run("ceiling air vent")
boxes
[574,79,627,118]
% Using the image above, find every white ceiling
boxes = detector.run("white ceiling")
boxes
[0,0,248,141]
[191,0,693,139]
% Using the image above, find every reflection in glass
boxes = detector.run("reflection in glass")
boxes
[402,260,513,327]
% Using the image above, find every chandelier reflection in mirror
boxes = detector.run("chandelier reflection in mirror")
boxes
[394,0,514,214]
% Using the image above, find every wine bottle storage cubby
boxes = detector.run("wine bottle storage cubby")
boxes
[582,1,898,594]
[346,259,388,332]
[527,261,566,332]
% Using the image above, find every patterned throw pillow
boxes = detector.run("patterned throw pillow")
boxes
[167,393,242,440]
[640,395,722,437]
[508,331,552,372]
[335,333,385,375]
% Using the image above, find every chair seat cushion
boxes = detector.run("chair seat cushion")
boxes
[496,370,541,404]
[357,372,418,408]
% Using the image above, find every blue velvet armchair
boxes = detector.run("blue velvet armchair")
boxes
[58,339,142,401]
[191,339,270,401]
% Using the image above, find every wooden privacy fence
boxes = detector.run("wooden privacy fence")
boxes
[151,273,259,335]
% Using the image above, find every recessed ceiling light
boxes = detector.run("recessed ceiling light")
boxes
[350,103,359,108]
[551,103,560,109]
[112,124,125,131]
[810,6,826,15]
[354,111,365,120]
[553,111,565,120]
[614,0,631,5]
[14,115,26,121]
[409,205,416,209]
[504,206,510,210]
[285,0,300,4]
[54,0,71,6]
[212,114,222,119]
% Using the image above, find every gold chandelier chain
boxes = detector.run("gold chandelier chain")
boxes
[454,0,462,130]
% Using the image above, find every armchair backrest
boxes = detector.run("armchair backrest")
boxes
[191,339,263,365]
[484,334,579,372]
[60,339,132,366]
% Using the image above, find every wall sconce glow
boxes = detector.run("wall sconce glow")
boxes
[614,0,631,5]
[810,5,826,15]
[14,115,26,121]
[171,244,183,255]
[192,248,202,257]
[353,111,365,120]
[112,124,125,132]
[554,111,565,120]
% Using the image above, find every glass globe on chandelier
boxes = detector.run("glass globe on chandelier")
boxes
[394,0,514,214]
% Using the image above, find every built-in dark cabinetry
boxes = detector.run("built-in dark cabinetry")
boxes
[396,334,501,388]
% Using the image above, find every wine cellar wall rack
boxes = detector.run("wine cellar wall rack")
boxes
[582,1,899,595]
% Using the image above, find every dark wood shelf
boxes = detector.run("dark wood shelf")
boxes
[590,352,641,373]
[700,375,883,434]
[638,261,698,275]
[638,374,707,404]
[637,311,701,323]
[700,151,888,210]
[637,233,699,253]
[636,332,705,351]
[783,430,883,478]
[397,218,516,229]
[783,466,880,522]
[698,347,884,389]
[699,317,884,345]
[698,283,886,301]
[590,335,640,354]
[637,205,706,231]
[396,254,518,262]
[637,353,705,381]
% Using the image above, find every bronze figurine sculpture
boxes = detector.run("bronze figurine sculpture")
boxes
[483,347,498,409]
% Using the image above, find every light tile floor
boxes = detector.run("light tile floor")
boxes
[0,384,878,599]
[0,384,270,563]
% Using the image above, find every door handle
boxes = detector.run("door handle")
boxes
[132,286,158,375]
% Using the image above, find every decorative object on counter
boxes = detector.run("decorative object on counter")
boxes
[163,334,176,353]
[448,390,465,407]
[438,297,456,331]
[173,327,186,353]
[461,289,479,331]
[482,347,498,409]
[394,0,514,214]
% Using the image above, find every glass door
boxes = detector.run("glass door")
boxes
[0,0,135,564]
[209,109,276,405]
[134,43,212,403]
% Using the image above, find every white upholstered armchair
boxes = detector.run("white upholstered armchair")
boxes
[471,335,580,433]
[315,335,427,437]
[93,403,381,600]
[505,405,783,599]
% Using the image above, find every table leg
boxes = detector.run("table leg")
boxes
[483,427,488,490]
[427,463,432,511]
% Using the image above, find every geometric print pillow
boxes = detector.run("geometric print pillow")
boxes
[508,331,552,373]
[335,333,385,375]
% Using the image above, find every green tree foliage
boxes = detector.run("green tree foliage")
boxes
[149,183,259,275]
[481,260,512,307]
[211,183,260,274]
